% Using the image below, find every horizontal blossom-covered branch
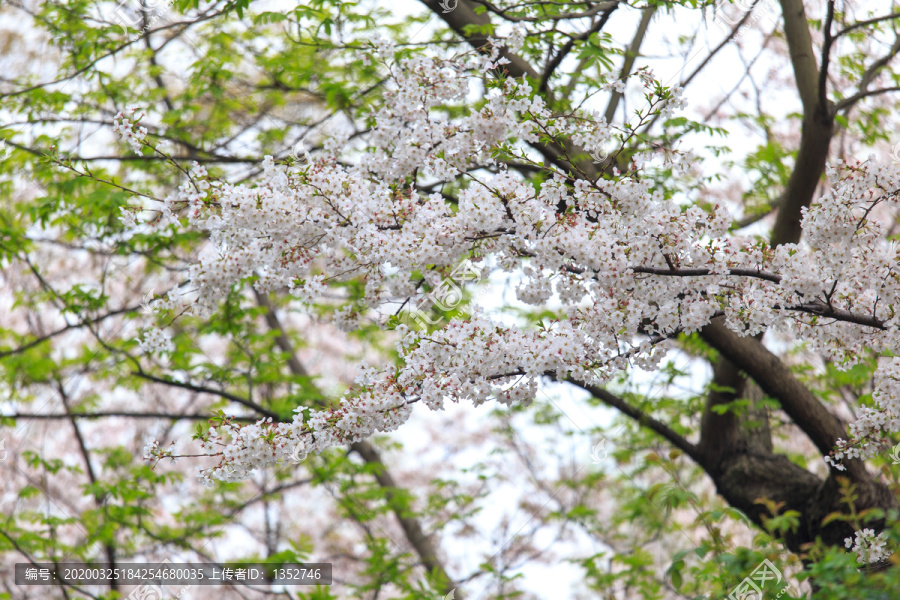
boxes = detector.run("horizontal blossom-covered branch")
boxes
[121,38,900,483]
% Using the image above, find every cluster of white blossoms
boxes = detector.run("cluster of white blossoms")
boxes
[138,326,175,355]
[142,439,174,463]
[825,357,900,469]
[112,108,148,154]
[142,440,159,461]
[193,417,309,484]
[845,528,892,564]
[115,41,900,488]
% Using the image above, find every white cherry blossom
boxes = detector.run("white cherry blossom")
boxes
[114,47,900,487]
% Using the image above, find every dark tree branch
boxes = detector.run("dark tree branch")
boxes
[418,0,540,79]
[603,5,655,123]
[779,0,824,117]
[0,305,139,359]
[730,198,782,230]
[56,379,118,593]
[0,8,226,100]
[564,378,705,466]
[771,0,834,246]
[699,0,835,486]
[854,28,900,94]
[834,31,900,113]
[697,359,772,464]
[818,0,836,120]
[630,266,781,284]
[254,290,311,378]
[467,0,617,23]
[836,85,900,112]
[417,0,598,178]
[539,6,618,94]
[835,11,900,38]
[131,370,284,421]
[700,319,869,479]
[349,440,459,591]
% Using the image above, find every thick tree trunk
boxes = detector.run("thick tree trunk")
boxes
[709,439,896,556]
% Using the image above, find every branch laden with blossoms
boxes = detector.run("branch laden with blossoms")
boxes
[126,37,900,486]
